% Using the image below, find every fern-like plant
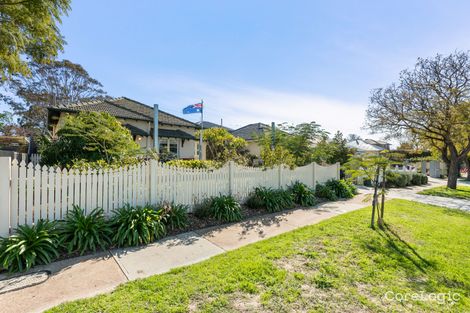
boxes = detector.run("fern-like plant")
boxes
[289,181,317,206]
[0,220,60,272]
[111,204,166,247]
[59,206,112,255]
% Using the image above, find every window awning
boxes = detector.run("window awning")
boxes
[123,124,149,137]
[151,128,195,140]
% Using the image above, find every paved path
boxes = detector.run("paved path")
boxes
[388,190,470,212]
[1,177,467,313]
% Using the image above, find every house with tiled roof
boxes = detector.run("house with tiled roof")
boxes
[196,121,232,131]
[47,97,206,160]
[230,123,271,161]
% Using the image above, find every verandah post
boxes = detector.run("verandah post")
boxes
[0,157,11,236]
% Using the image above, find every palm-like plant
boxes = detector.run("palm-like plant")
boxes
[247,187,294,212]
[210,195,243,222]
[289,181,317,206]
[0,220,60,272]
[159,202,189,231]
[111,205,166,247]
[59,206,112,255]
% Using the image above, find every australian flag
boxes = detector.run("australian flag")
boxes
[183,102,203,114]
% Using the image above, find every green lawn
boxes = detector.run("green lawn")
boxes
[418,185,470,200]
[48,199,470,313]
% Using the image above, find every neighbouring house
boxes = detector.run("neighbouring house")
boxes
[47,97,207,160]
[346,138,388,154]
[196,121,232,131]
[230,123,271,160]
[0,136,31,162]
[363,138,391,151]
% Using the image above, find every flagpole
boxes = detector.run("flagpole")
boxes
[199,99,203,160]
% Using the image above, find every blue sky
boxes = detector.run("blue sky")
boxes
[9,0,470,138]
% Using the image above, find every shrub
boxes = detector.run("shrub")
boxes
[159,151,177,163]
[159,203,189,230]
[325,179,356,199]
[39,111,141,168]
[385,171,410,188]
[210,195,243,222]
[194,198,213,219]
[166,159,221,169]
[0,220,60,272]
[246,187,294,212]
[289,181,316,206]
[314,183,337,201]
[59,206,112,255]
[111,204,166,247]
[411,173,428,185]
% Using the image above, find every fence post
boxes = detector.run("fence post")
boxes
[0,157,11,236]
[228,161,234,195]
[278,165,283,188]
[336,162,341,180]
[149,160,157,204]
[312,162,316,188]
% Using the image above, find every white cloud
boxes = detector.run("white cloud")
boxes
[132,75,375,138]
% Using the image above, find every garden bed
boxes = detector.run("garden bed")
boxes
[47,199,470,312]
[0,180,354,274]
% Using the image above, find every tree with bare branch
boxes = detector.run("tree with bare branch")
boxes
[0,60,107,136]
[366,51,470,189]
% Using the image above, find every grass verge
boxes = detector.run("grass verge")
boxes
[48,199,470,312]
[418,185,470,200]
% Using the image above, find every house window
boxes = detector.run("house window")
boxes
[159,139,168,154]
[169,142,178,154]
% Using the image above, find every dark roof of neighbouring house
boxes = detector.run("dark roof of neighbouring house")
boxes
[196,121,232,131]
[230,123,271,141]
[363,138,390,147]
[346,139,384,152]
[48,97,198,128]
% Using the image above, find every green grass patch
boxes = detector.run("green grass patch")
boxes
[47,199,470,312]
[418,185,470,200]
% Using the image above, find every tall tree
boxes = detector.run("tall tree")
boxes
[257,122,328,166]
[366,51,470,189]
[347,134,362,142]
[311,131,352,165]
[0,0,71,78]
[465,155,470,181]
[1,60,107,136]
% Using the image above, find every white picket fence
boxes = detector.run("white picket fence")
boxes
[0,157,340,236]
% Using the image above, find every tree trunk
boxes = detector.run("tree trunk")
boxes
[465,158,470,181]
[447,159,459,189]
[371,166,380,229]
[379,166,386,228]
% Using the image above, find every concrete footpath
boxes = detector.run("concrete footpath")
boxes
[0,178,458,313]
